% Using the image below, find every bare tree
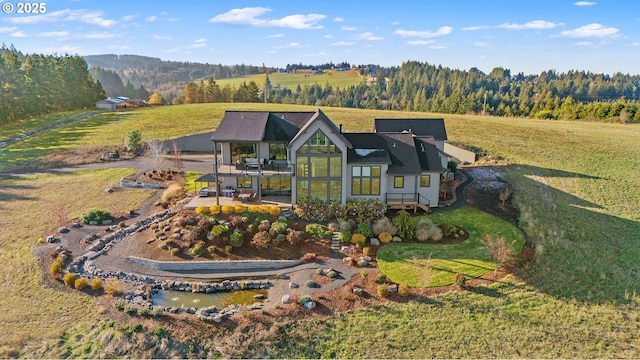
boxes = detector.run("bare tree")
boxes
[171,141,184,172]
[481,234,516,276]
[145,139,166,171]
[498,185,513,207]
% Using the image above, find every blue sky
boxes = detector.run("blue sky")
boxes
[1,0,639,75]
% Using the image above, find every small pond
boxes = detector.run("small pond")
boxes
[152,289,268,308]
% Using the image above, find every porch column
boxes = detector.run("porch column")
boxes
[213,140,220,206]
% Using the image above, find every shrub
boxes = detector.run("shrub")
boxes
[104,278,122,296]
[168,247,179,256]
[221,205,234,215]
[63,273,77,287]
[454,273,467,288]
[327,222,339,232]
[247,205,261,213]
[124,306,138,315]
[447,160,458,174]
[224,245,233,254]
[360,269,368,278]
[210,224,229,237]
[287,230,304,246]
[362,247,371,256]
[50,261,63,277]
[195,206,209,216]
[78,209,111,224]
[138,308,150,317]
[152,308,164,318]
[207,245,217,254]
[373,217,397,236]
[209,205,221,215]
[275,233,286,246]
[152,326,170,338]
[393,209,415,239]
[229,230,244,247]
[258,220,271,232]
[298,294,312,305]
[74,277,88,290]
[305,280,316,288]
[338,230,352,244]
[303,253,317,261]
[377,283,390,298]
[190,244,205,257]
[351,233,366,248]
[161,184,184,205]
[268,206,281,216]
[234,204,247,214]
[315,268,325,275]
[327,270,338,278]
[415,218,442,242]
[378,232,392,244]
[294,199,345,222]
[346,198,386,223]
[124,129,142,153]
[305,224,331,239]
[91,278,103,291]
[357,259,368,267]
[114,299,126,310]
[377,272,387,282]
[339,220,352,232]
[398,284,410,297]
[229,215,247,228]
[356,222,373,238]
[251,231,272,249]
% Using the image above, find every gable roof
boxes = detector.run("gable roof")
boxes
[415,138,443,172]
[288,108,352,149]
[374,118,447,141]
[380,133,423,174]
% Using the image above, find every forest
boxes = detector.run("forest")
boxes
[0,46,104,124]
[183,61,640,122]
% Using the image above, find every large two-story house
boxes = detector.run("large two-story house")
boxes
[210,109,449,211]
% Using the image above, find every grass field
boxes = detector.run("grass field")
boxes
[377,207,525,287]
[0,103,639,357]
[213,69,365,90]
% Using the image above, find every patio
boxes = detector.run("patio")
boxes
[186,194,293,210]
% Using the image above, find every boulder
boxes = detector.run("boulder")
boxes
[353,288,363,296]
[369,238,380,246]
[58,227,70,234]
[389,284,398,293]
[303,301,317,310]
[281,295,291,304]
[254,294,265,300]
[392,236,402,242]
[288,282,298,289]
[71,222,82,228]
[342,257,352,264]
[102,220,113,225]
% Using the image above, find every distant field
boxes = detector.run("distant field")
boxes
[213,69,365,90]
[1,103,639,357]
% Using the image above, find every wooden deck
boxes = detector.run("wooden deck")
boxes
[386,200,431,214]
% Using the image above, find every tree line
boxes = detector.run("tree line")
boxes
[0,46,104,124]
[183,61,640,122]
[90,68,150,100]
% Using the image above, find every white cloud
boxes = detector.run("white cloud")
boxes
[556,23,619,38]
[11,31,28,37]
[0,26,18,33]
[275,42,302,49]
[333,17,344,22]
[473,41,488,47]
[632,42,640,47]
[146,15,158,22]
[210,7,325,29]
[462,25,488,31]
[332,41,355,46]
[498,20,564,30]
[38,31,70,38]
[324,34,333,39]
[341,25,357,31]
[7,9,116,27]
[152,34,172,40]
[168,17,180,22]
[265,33,284,38]
[79,32,117,39]
[406,40,434,46]
[190,38,207,48]
[393,26,453,38]
[390,21,400,26]
[574,1,596,6]
[575,41,593,46]
[121,15,137,21]
[354,32,384,41]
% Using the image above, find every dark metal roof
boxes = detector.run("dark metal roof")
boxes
[289,109,352,149]
[343,133,391,164]
[194,173,217,183]
[415,139,443,172]
[374,118,448,140]
[380,133,423,174]
[210,111,268,141]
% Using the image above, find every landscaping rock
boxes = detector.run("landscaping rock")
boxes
[389,284,398,293]
[303,301,317,310]
[342,257,352,264]
[58,227,70,234]
[353,288,363,296]
[341,246,350,253]
[289,282,298,289]
[392,236,402,242]
[254,294,265,299]
[357,259,368,267]
[46,235,59,243]
[281,295,291,304]
[370,238,380,246]
[89,221,98,225]
[71,222,82,228]
[102,220,113,225]
[361,256,372,262]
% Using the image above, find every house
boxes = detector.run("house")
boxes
[96,98,126,111]
[210,109,449,211]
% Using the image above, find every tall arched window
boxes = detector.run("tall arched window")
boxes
[296,129,342,202]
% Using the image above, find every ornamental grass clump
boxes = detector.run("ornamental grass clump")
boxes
[351,233,366,248]
[373,217,397,236]
[377,283,390,298]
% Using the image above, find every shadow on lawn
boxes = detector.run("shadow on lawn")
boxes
[491,164,640,304]
[0,179,38,203]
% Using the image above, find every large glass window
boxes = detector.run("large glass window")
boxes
[296,130,342,202]
[261,177,291,195]
[237,177,252,188]
[269,143,287,160]
[351,166,381,195]
[394,176,404,188]
[231,143,256,163]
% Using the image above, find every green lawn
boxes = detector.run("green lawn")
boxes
[0,110,94,139]
[377,207,525,287]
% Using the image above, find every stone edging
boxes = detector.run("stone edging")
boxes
[128,256,303,271]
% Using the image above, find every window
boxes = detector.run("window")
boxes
[351,166,381,195]
[296,129,342,202]
[420,175,431,187]
[237,177,252,188]
[394,176,404,188]
[269,143,287,160]
[231,143,256,163]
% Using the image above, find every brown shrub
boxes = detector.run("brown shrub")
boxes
[161,183,185,205]
[251,231,272,249]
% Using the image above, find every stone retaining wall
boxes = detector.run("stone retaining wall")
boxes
[128,256,303,271]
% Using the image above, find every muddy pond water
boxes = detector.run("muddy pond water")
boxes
[152,289,268,308]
